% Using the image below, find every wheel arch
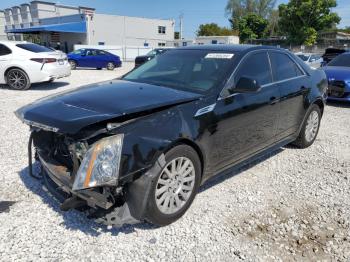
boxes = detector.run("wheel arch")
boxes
[164,138,205,179]
[312,98,325,116]
[4,66,30,84]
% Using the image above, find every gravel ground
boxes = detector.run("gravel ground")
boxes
[0,65,349,261]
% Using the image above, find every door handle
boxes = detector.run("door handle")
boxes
[269,96,279,105]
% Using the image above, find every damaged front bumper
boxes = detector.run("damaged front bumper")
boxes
[31,137,165,227]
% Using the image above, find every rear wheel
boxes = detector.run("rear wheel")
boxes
[106,62,115,70]
[145,145,201,226]
[292,104,321,148]
[69,60,77,70]
[6,68,31,90]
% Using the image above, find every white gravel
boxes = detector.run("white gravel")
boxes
[0,64,349,261]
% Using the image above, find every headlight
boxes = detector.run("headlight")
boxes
[72,134,124,191]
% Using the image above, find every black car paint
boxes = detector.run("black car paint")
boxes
[16,45,327,225]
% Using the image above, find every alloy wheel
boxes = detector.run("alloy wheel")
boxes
[7,70,28,90]
[305,111,319,143]
[155,157,196,215]
[107,62,115,70]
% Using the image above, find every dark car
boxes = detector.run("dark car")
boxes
[68,48,122,70]
[322,48,348,65]
[134,48,170,67]
[323,52,350,101]
[16,45,327,227]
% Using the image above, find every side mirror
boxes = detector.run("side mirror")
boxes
[234,76,261,93]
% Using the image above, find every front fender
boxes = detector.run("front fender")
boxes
[114,105,203,184]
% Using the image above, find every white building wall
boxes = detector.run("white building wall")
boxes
[89,14,175,48]
[0,11,7,40]
[195,36,240,45]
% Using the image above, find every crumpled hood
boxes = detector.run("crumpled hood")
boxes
[323,66,350,81]
[15,80,202,134]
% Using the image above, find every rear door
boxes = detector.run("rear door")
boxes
[79,49,99,67]
[268,51,309,139]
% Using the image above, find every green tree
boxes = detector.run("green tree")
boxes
[226,0,276,29]
[197,23,235,36]
[238,13,268,43]
[278,0,340,46]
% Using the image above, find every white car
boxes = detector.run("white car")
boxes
[296,53,323,68]
[0,41,71,90]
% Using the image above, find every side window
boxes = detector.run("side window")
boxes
[269,52,304,81]
[234,52,272,87]
[0,44,12,56]
[97,50,107,55]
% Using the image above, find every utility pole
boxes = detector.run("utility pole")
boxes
[179,13,184,40]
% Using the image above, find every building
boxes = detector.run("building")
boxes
[1,1,175,52]
[195,35,239,45]
[166,35,240,47]
[0,10,6,40]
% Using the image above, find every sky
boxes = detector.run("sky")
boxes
[1,0,349,38]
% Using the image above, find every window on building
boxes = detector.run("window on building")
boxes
[158,43,166,47]
[212,40,218,44]
[158,26,166,34]
[98,42,105,46]
[0,44,12,56]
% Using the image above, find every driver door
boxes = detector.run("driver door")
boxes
[205,51,281,174]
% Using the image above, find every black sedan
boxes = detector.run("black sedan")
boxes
[134,48,171,67]
[16,45,327,226]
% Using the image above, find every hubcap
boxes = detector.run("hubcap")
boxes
[69,61,76,68]
[107,63,114,70]
[305,111,319,142]
[155,157,196,215]
[8,70,27,89]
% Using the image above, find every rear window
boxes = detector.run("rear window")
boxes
[16,43,53,53]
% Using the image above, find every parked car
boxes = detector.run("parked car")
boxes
[67,49,122,70]
[16,45,327,226]
[322,48,348,65]
[0,41,71,90]
[322,52,350,102]
[296,53,323,68]
[134,48,171,67]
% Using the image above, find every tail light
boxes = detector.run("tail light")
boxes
[30,58,57,63]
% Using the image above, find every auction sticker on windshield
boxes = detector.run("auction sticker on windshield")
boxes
[205,53,234,59]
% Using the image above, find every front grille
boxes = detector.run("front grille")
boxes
[32,130,75,172]
[328,80,346,98]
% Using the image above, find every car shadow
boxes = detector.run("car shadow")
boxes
[326,101,350,108]
[18,147,284,236]
[0,82,70,91]
[200,148,283,192]
[30,81,70,91]
[18,164,157,237]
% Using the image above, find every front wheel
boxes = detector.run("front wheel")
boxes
[292,104,321,148]
[6,68,31,90]
[145,145,201,226]
[106,62,115,70]
[69,60,77,70]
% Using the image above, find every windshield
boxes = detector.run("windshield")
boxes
[328,54,350,67]
[72,49,83,54]
[297,54,309,61]
[123,50,235,94]
[16,43,53,53]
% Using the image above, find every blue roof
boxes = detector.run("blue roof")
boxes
[6,21,86,34]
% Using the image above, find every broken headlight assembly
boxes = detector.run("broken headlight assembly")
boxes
[72,134,124,191]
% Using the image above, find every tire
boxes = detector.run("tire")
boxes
[106,62,115,70]
[69,60,77,70]
[292,104,321,148]
[6,68,31,90]
[145,145,201,226]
